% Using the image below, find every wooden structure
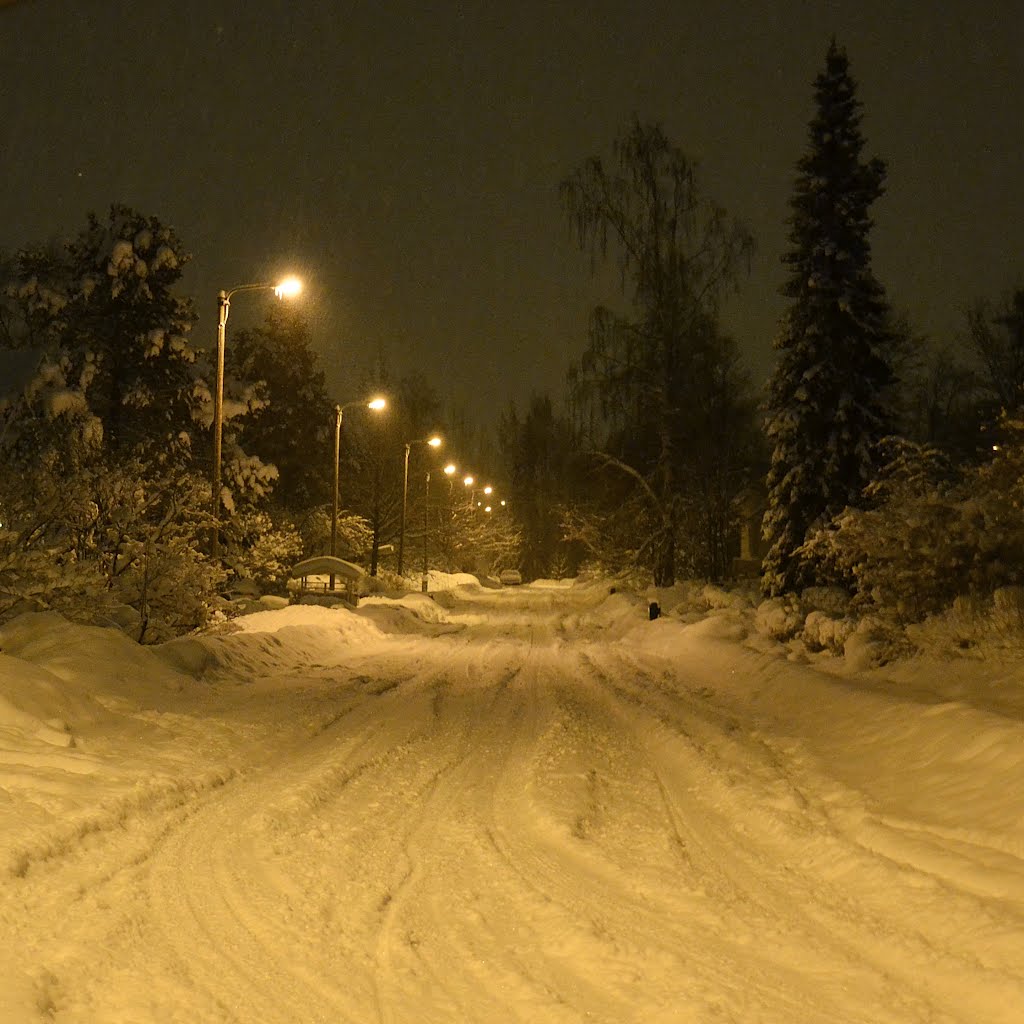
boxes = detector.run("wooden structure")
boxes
[290,556,365,607]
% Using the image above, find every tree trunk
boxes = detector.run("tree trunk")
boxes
[652,522,675,587]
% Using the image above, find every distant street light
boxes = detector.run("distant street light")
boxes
[422,468,431,592]
[330,396,386,590]
[442,464,457,572]
[424,463,459,589]
[398,434,441,577]
[211,277,302,560]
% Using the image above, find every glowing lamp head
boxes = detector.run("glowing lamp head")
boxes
[367,397,387,411]
[483,485,493,495]
[427,436,442,448]
[444,463,457,476]
[463,475,474,486]
[274,276,302,299]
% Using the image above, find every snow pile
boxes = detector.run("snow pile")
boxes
[0,603,387,877]
[0,614,232,880]
[178,604,387,682]
[358,591,461,634]
[527,577,575,589]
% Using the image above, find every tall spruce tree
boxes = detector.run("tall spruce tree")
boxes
[762,40,898,596]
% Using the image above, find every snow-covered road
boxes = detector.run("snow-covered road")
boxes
[2,580,1023,1022]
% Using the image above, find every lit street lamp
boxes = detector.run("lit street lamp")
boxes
[423,461,459,590]
[398,434,441,577]
[330,396,386,590]
[422,468,431,592]
[211,276,302,560]
[441,463,457,574]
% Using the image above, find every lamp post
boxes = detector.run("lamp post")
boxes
[398,434,441,577]
[442,464,457,570]
[211,276,301,561]
[422,468,431,592]
[330,396,386,590]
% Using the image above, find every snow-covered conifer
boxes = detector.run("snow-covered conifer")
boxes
[225,310,334,512]
[7,205,200,454]
[762,40,899,596]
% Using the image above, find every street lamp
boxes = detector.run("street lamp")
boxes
[330,396,387,590]
[442,464,457,572]
[211,276,302,560]
[398,434,441,577]
[423,461,458,590]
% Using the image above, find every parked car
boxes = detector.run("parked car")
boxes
[499,569,522,586]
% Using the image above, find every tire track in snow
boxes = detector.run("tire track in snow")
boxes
[581,643,1024,1024]
[15,584,1021,1022]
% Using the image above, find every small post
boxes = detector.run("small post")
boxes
[330,404,342,591]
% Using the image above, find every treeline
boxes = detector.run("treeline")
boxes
[1,40,1020,644]
[0,208,517,640]
[499,40,1024,635]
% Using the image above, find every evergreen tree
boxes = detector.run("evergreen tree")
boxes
[497,394,577,580]
[0,390,220,641]
[225,309,334,512]
[0,208,227,636]
[5,205,200,454]
[966,285,1024,423]
[762,40,899,596]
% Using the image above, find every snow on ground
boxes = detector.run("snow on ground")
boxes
[1,576,1022,1022]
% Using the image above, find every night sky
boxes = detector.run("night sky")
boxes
[2,1,1021,424]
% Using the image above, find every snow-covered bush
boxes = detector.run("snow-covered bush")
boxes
[701,583,753,611]
[842,615,911,670]
[361,569,406,595]
[802,610,855,653]
[800,438,1024,623]
[295,506,373,562]
[905,588,1024,658]
[992,585,1024,632]
[225,511,304,592]
[754,596,805,641]
[0,365,220,643]
[800,586,851,618]
[0,448,220,642]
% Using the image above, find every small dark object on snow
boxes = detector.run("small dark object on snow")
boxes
[609,586,617,594]
[649,601,661,621]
